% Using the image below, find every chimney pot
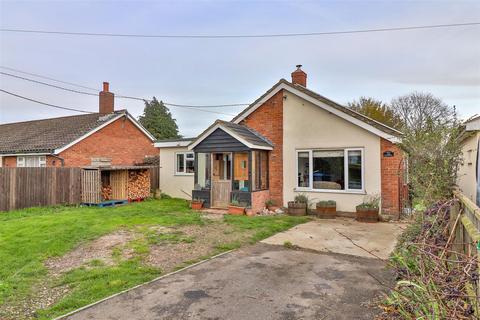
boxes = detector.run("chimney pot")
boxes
[291,65,307,87]
[99,81,114,114]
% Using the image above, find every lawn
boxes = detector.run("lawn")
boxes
[0,198,307,319]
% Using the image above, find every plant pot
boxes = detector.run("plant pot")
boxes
[316,204,336,219]
[355,206,379,223]
[191,201,203,210]
[245,208,255,217]
[228,205,245,215]
[287,201,307,216]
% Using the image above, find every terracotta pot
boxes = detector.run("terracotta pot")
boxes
[316,204,336,219]
[355,206,379,223]
[288,201,307,216]
[191,201,203,210]
[228,205,245,215]
[245,208,255,217]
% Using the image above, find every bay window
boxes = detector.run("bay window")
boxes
[296,148,364,192]
[175,152,194,175]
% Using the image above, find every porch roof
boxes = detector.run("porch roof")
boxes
[188,120,273,151]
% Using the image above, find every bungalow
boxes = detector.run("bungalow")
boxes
[155,66,406,217]
[0,82,157,167]
[457,115,480,206]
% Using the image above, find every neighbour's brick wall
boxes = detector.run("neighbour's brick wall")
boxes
[251,190,270,214]
[241,90,284,206]
[2,156,16,167]
[59,117,157,167]
[380,138,404,219]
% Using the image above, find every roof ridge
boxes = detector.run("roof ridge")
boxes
[0,112,101,127]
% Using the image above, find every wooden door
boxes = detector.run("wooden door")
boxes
[211,153,232,208]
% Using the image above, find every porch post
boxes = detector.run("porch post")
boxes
[194,152,198,186]
[248,151,253,192]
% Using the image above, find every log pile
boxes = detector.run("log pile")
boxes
[127,170,150,200]
[102,185,112,200]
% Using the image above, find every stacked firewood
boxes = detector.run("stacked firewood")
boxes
[102,185,112,200]
[127,170,151,200]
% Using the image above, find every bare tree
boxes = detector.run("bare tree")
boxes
[391,92,462,206]
[391,92,456,133]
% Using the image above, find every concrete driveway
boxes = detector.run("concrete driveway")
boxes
[62,219,404,320]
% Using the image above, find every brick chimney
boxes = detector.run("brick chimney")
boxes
[291,65,307,87]
[99,82,114,114]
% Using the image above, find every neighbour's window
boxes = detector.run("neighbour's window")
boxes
[296,148,363,191]
[175,152,194,175]
[17,156,46,167]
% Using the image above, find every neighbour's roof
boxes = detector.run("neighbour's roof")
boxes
[188,120,273,150]
[0,110,138,155]
[232,79,402,139]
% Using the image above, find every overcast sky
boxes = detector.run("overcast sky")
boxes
[1,0,479,138]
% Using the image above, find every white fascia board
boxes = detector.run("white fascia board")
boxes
[0,152,51,156]
[466,118,480,131]
[188,123,272,151]
[154,140,192,148]
[233,83,401,143]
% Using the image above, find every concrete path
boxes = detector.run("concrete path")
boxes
[61,219,404,320]
[262,218,406,259]
[63,244,393,320]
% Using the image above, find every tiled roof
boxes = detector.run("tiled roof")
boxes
[218,120,273,148]
[0,111,124,154]
[232,79,402,137]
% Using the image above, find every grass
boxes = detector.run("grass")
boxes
[0,199,308,319]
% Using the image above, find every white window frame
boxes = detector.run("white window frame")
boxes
[17,155,47,167]
[295,148,365,194]
[175,151,195,176]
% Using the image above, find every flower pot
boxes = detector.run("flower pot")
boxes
[355,206,379,223]
[267,205,280,212]
[245,208,255,217]
[191,201,203,210]
[288,201,307,216]
[228,205,245,215]
[316,203,336,219]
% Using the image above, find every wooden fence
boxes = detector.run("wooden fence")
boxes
[0,167,82,211]
[451,190,480,300]
[0,166,160,212]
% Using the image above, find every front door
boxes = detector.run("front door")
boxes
[211,153,232,208]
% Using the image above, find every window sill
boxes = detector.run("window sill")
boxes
[294,188,366,195]
[174,173,194,176]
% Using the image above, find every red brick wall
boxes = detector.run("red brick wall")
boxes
[380,138,404,219]
[251,190,270,214]
[2,156,16,167]
[241,90,284,206]
[59,117,157,167]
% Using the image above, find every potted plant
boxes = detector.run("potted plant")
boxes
[245,206,255,217]
[265,199,279,211]
[356,194,380,223]
[316,200,336,219]
[191,197,204,210]
[228,195,246,215]
[288,193,309,216]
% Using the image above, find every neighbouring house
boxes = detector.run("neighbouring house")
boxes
[457,115,480,206]
[0,82,157,167]
[155,66,406,217]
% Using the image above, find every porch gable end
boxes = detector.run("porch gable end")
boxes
[193,128,250,153]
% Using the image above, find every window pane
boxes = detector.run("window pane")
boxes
[196,153,211,189]
[297,152,310,188]
[348,150,362,189]
[312,150,344,190]
[260,151,268,189]
[186,159,195,173]
[176,153,185,173]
